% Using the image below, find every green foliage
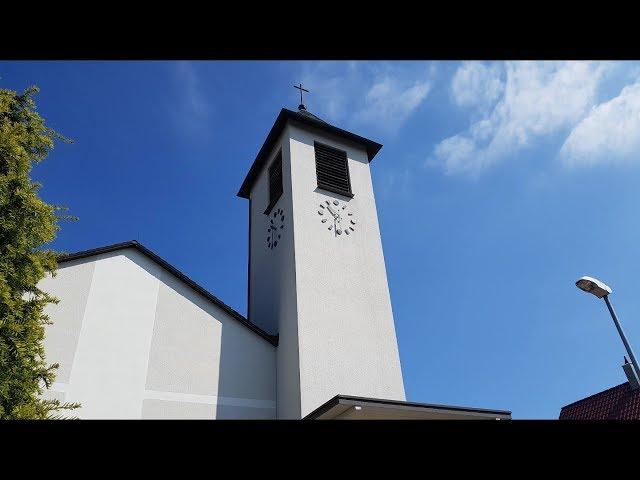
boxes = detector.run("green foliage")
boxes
[0,85,80,418]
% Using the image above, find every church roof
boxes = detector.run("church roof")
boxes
[237,108,383,199]
[295,107,328,124]
[56,240,279,347]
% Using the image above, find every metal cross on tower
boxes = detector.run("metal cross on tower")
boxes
[293,83,309,111]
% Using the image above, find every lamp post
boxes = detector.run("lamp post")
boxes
[575,276,640,385]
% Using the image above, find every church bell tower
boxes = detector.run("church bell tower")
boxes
[238,97,405,419]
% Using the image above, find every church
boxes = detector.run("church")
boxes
[38,96,511,420]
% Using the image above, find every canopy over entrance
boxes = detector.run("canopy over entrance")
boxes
[305,395,511,420]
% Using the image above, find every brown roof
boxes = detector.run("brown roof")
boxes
[559,382,640,419]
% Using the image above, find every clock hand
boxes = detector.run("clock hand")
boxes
[327,204,339,218]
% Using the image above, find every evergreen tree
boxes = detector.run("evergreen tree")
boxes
[0,85,79,418]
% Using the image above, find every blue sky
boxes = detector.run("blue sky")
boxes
[3,60,640,419]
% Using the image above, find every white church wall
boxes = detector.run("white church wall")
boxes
[39,259,95,385]
[248,129,296,337]
[287,123,406,418]
[39,247,276,419]
[247,126,302,419]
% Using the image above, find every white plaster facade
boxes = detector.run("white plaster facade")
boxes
[246,121,405,418]
[39,248,276,419]
[288,124,406,417]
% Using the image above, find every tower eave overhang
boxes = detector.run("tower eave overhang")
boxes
[237,108,383,199]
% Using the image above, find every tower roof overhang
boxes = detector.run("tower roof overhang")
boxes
[237,108,382,199]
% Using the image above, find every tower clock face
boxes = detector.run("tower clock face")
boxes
[267,207,285,250]
[317,199,356,237]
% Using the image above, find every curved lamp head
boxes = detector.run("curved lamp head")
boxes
[576,276,612,298]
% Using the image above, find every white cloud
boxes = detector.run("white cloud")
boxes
[430,61,610,175]
[300,62,433,134]
[171,61,212,139]
[175,61,209,118]
[560,80,640,167]
[451,61,504,110]
[355,76,431,129]
[299,63,351,120]
[380,167,413,200]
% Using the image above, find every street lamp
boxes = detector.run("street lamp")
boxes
[575,276,640,389]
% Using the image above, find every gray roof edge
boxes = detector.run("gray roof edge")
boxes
[237,108,383,199]
[56,240,279,347]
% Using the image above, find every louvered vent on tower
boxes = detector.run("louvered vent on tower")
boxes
[314,142,352,197]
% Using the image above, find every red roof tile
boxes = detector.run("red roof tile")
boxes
[559,382,640,419]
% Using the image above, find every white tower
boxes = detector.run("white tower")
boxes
[238,104,405,419]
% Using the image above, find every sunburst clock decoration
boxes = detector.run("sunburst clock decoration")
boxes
[267,207,285,250]
[317,199,356,237]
